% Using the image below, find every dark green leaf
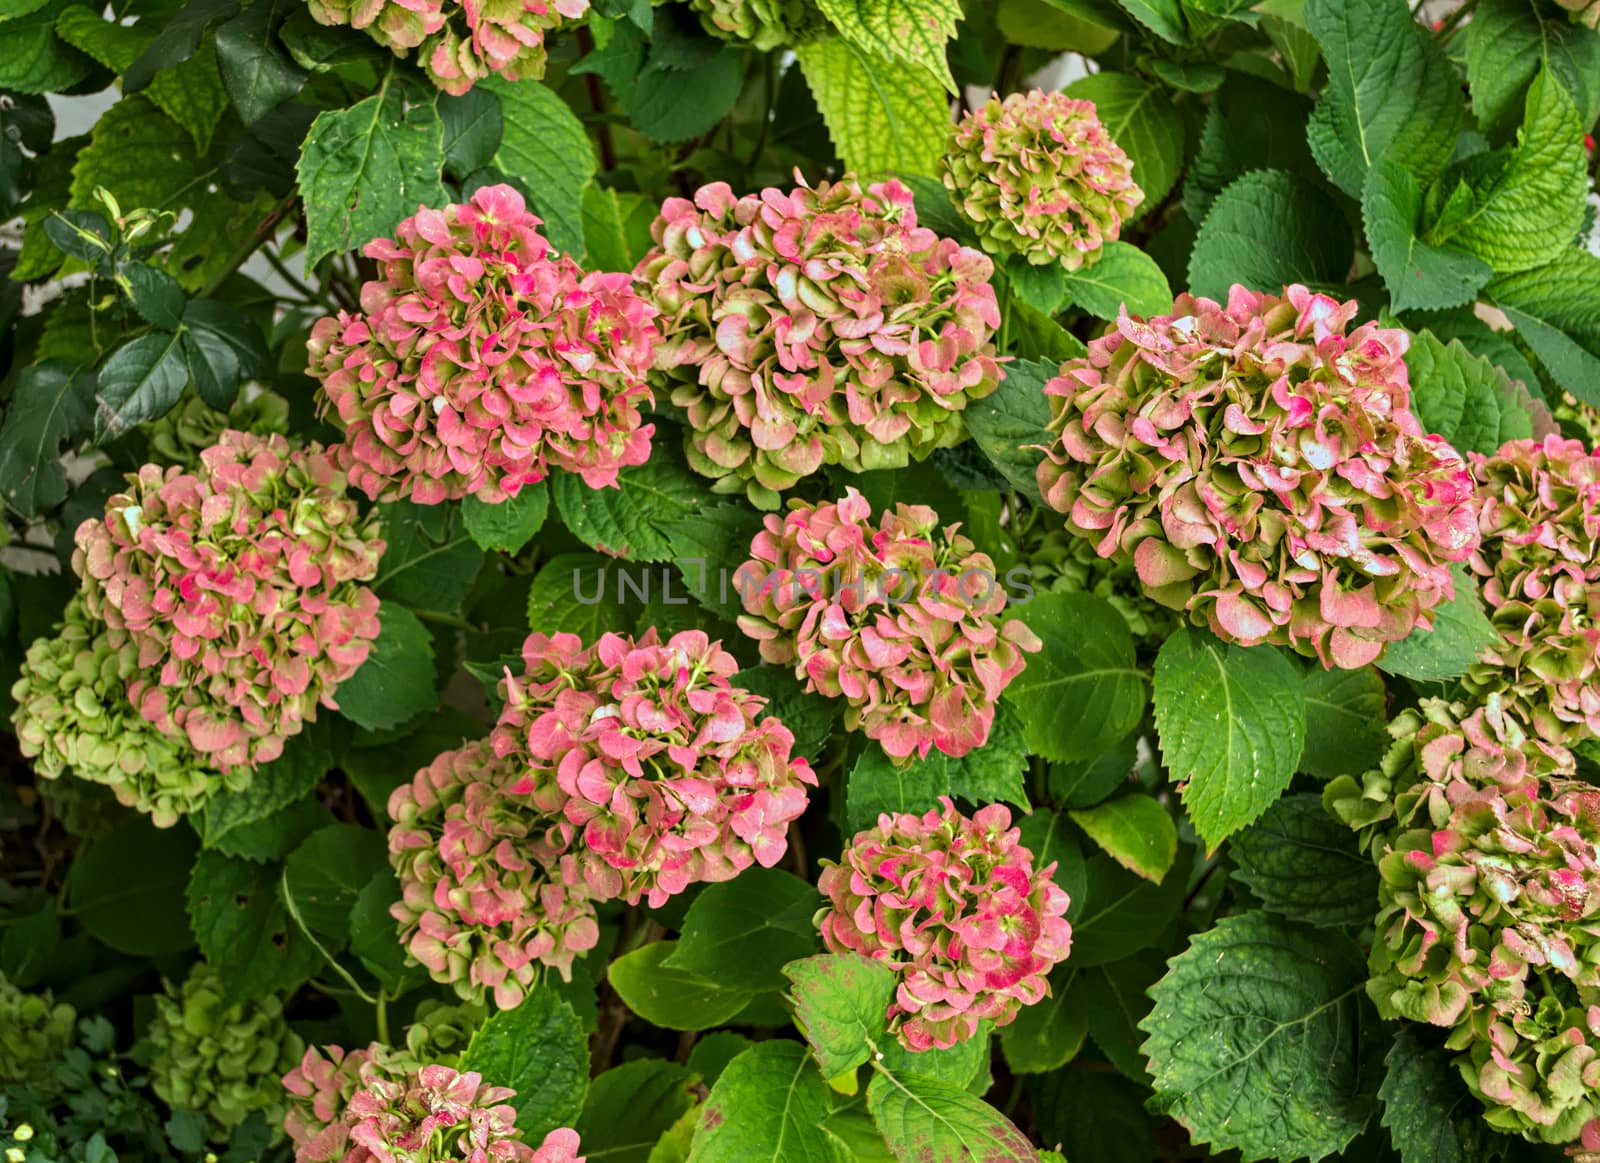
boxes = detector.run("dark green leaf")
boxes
[1376,566,1498,682]
[553,455,730,562]
[374,501,485,613]
[1079,953,1164,1082]
[1231,793,1379,928]
[438,86,503,177]
[577,1060,699,1163]
[122,263,186,329]
[0,360,95,517]
[1068,852,1185,967]
[1300,665,1389,779]
[124,0,239,92]
[664,868,821,993]
[336,602,440,731]
[481,75,594,257]
[94,331,188,443]
[1362,160,1492,313]
[732,665,838,763]
[963,359,1054,505]
[280,822,387,947]
[1380,1027,1504,1163]
[458,988,589,1137]
[1189,169,1353,301]
[999,965,1088,1073]
[196,721,334,849]
[213,0,306,123]
[1485,247,1600,407]
[462,484,548,554]
[348,867,421,994]
[1034,1070,1155,1163]
[65,818,197,955]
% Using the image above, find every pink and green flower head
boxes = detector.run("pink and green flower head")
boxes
[71,430,385,772]
[1038,284,1480,669]
[635,173,1003,507]
[308,183,659,505]
[1462,435,1600,747]
[817,798,1072,1051]
[943,89,1143,270]
[734,488,1040,760]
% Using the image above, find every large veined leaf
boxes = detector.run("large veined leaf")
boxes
[796,37,950,177]
[1190,169,1353,300]
[1141,911,1376,1161]
[481,75,595,257]
[688,1041,847,1163]
[1362,160,1492,313]
[1403,330,1535,455]
[1484,246,1600,406]
[814,0,962,91]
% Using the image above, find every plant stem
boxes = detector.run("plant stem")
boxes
[413,608,478,632]
[262,245,338,312]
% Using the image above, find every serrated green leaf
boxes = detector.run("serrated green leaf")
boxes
[1060,241,1174,319]
[94,331,188,443]
[1300,664,1389,779]
[689,1041,847,1163]
[281,822,386,947]
[1140,911,1375,1162]
[1049,741,1137,808]
[65,818,196,956]
[1376,565,1498,682]
[553,455,729,562]
[998,965,1088,1073]
[815,0,961,92]
[374,501,485,613]
[1230,793,1378,927]
[785,953,897,1078]
[348,867,421,994]
[0,360,94,517]
[1189,169,1353,301]
[578,1060,699,1163]
[732,665,838,761]
[1466,0,1600,138]
[1079,953,1163,1082]
[664,868,821,993]
[458,988,589,1137]
[207,797,328,864]
[196,721,333,848]
[626,50,746,145]
[609,941,755,1031]
[1034,1070,1155,1163]
[336,602,439,731]
[1183,72,1319,224]
[962,357,1053,503]
[214,0,307,123]
[122,264,186,329]
[297,79,446,268]
[1064,72,1184,216]
[124,0,239,93]
[461,484,548,554]
[1304,0,1463,197]
[187,850,320,1001]
[865,1069,1039,1162]
[1114,0,1185,42]
[1069,793,1177,883]
[1362,160,1492,313]
[0,0,94,93]
[1068,851,1185,967]
[1485,246,1600,406]
[842,746,940,832]
[525,552,634,639]
[1006,591,1146,763]
[1404,329,1534,454]
[1379,1027,1505,1163]
[1154,628,1305,848]
[796,37,950,178]
[437,86,502,177]
[1423,70,1588,274]
[481,76,594,257]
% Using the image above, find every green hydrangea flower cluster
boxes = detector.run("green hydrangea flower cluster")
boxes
[688,0,827,49]
[0,972,75,1086]
[144,390,290,473]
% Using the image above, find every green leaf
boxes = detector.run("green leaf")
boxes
[1300,665,1389,779]
[1403,330,1534,455]
[525,552,635,639]
[124,0,238,93]
[1153,628,1306,849]
[878,1029,991,1090]
[93,331,188,443]
[945,701,1030,810]
[1068,852,1185,967]
[348,867,421,994]
[297,78,447,268]
[626,49,745,144]
[553,455,731,562]
[336,602,439,731]
[1069,793,1177,883]
[458,988,589,1138]
[1059,241,1174,319]
[1035,1070,1155,1163]
[462,484,548,554]
[1079,954,1163,1082]
[65,818,197,955]
[208,798,328,864]
[815,0,961,91]
[1304,0,1463,197]
[580,182,650,271]
[962,357,1053,504]
[1017,808,1087,908]
[843,707,1029,832]
[665,869,821,993]
[688,1041,846,1163]
[578,1060,700,1163]
[796,38,950,177]
[438,86,503,177]
[1063,73,1184,215]
[1050,741,1136,808]
[1140,911,1375,1161]
[1376,565,1498,682]
[784,953,897,1077]
[196,722,333,848]
[1423,70,1588,274]
[187,850,319,1001]
[281,823,387,947]
[481,75,595,257]
[1189,169,1353,301]
[733,665,839,762]
[213,0,307,123]
[1113,0,1185,42]
[1379,1027,1504,1163]
[121,263,186,329]
[1007,258,1067,315]
[609,941,755,1031]
[1362,160,1492,313]
[0,0,94,93]
[0,360,94,517]
[1466,0,1600,136]
[374,501,485,613]
[1484,246,1600,405]
[865,1069,1039,1162]
[1231,793,1379,928]
[1006,591,1146,763]
[998,965,1088,1073]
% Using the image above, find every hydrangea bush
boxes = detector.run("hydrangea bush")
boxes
[3,2,1599,1162]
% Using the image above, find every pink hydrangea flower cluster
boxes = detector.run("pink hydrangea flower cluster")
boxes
[308,184,659,505]
[390,629,817,1007]
[304,0,590,94]
[71,430,385,771]
[817,798,1072,1051]
[943,89,1143,270]
[1038,284,1480,669]
[1463,435,1600,747]
[635,175,1004,507]
[282,1043,584,1163]
[734,489,1040,760]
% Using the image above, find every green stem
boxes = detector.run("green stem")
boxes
[376,989,390,1046]
[412,607,477,632]
[281,868,381,1005]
